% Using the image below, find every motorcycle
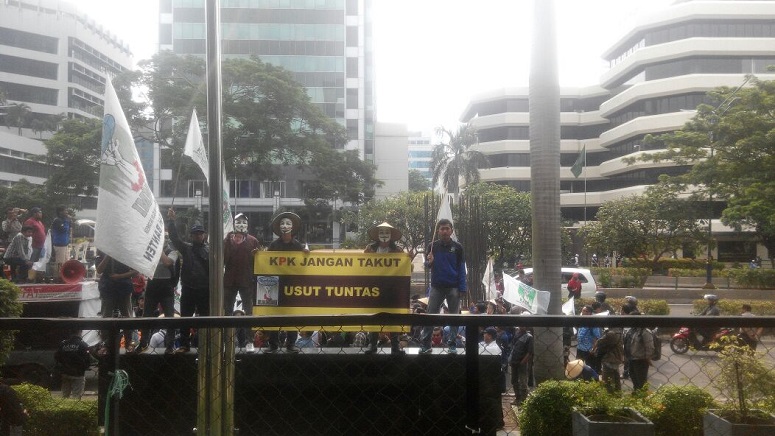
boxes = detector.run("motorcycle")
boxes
[669,326,735,354]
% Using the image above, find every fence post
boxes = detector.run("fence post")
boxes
[464,324,479,433]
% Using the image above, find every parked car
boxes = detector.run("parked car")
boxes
[519,267,598,297]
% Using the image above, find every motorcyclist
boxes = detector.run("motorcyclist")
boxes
[697,294,720,346]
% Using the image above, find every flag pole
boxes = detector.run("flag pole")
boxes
[583,144,587,223]
[170,153,185,207]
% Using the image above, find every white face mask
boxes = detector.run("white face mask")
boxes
[279,218,293,234]
[377,227,392,243]
[234,219,248,233]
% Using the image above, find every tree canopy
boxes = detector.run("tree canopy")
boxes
[43,118,102,199]
[641,76,775,263]
[408,169,431,192]
[128,51,373,202]
[344,191,428,260]
[464,183,532,265]
[579,184,706,267]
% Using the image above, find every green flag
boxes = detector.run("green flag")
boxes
[571,146,586,178]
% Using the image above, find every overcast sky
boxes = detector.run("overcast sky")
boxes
[79,0,674,135]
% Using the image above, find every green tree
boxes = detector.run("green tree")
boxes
[464,183,532,265]
[43,118,102,201]
[303,148,379,205]
[408,169,431,192]
[430,123,488,194]
[0,179,47,213]
[344,191,428,260]
[641,77,775,267]
[579,184,706,268]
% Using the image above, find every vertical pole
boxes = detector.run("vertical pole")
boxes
[464,322,480,433]
[203,0,229,434]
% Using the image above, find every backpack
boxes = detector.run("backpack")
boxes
[641,328,661,361]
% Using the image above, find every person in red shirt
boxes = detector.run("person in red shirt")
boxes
[567,272,582,299]
[23,207,46,262]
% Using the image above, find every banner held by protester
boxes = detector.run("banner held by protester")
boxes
[95,79,164,278]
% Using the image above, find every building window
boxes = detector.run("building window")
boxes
[346,26,358,47]
[346,57,358,78]
[346,88,358,109]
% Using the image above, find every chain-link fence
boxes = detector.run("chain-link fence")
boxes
[1,313,774,435]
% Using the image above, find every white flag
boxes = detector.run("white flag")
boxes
[482,257,496,301]
[435,193,457,241]
[562,296,576,316]
[502,273,551,314]
[95,79,165,278]
[183,109,234,234]
[32,231,52,272]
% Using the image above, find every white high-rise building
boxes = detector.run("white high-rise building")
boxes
[462,0,775,262]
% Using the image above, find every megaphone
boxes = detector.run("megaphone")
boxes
[60,259,86,284]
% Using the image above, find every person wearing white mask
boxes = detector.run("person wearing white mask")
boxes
[224,213,262,352]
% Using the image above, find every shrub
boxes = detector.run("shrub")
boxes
[692,299,775,316]
[575,298,670,315]
[0,279,23,365]
[12,383,99,436]
[723,268,775,289]
[640,385,716,436]
[518,380,611,436]
[591,267,650,287]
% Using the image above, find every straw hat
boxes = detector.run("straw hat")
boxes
[565,359,585,379]
[271,212,301,236]
[367,222,402,242]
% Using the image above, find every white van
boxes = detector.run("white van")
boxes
[519,267,598,298]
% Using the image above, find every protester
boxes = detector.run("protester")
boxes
[623,310,654,393]
[55,329,91,400]
[509,323,533,406]
[566,272,582,299]
[420,218,467,354]
[264,212,308,354]
[565,359,599,382]
[23,207,45,263]
[594,291,614,315]
[2,226,34,283]
[167,208,209,354]
[96,252,137,353]
[134,248,179,355]
[479,327,502,355]
[593,327,624,393]
[51,206,73,278]
[363,222,405,355]
[1,207,25,249]
[576,305,602,373]
[223,213,261,349]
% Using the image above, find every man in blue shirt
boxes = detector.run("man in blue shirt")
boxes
[419,219,467,354]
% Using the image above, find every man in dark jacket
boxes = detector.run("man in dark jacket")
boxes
[55,330,91,400]
[167,208,209,353]
[419,218,467,355]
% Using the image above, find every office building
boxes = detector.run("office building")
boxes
[462,0,775,262]
[0,0,132,197]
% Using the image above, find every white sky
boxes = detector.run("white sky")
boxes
[77,0,674,135]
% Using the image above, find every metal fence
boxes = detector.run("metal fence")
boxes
[1,313,774,436]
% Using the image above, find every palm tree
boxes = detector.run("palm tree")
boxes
[530,0,564,381]
[429,123,489,194]
[5,103,31,135]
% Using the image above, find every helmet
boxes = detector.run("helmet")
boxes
[594,291,606,301]
[704,294,719,302]
[624,295,638,306]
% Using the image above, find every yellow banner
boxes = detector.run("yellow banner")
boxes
[251,251,412,331]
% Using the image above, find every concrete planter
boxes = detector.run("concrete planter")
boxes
[704,409,775,436]
[572,407,654,436]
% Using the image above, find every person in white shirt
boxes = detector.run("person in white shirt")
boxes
[479,327,502,355]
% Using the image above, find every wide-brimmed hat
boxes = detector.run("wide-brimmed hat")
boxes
[271,212,301,236]
[367,222,402,242]
[565,359,585,379]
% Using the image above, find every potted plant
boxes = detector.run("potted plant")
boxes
[704,336,775,435]
[572,404,654,436]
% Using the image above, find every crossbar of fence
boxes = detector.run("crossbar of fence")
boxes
[2,314,774,435]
